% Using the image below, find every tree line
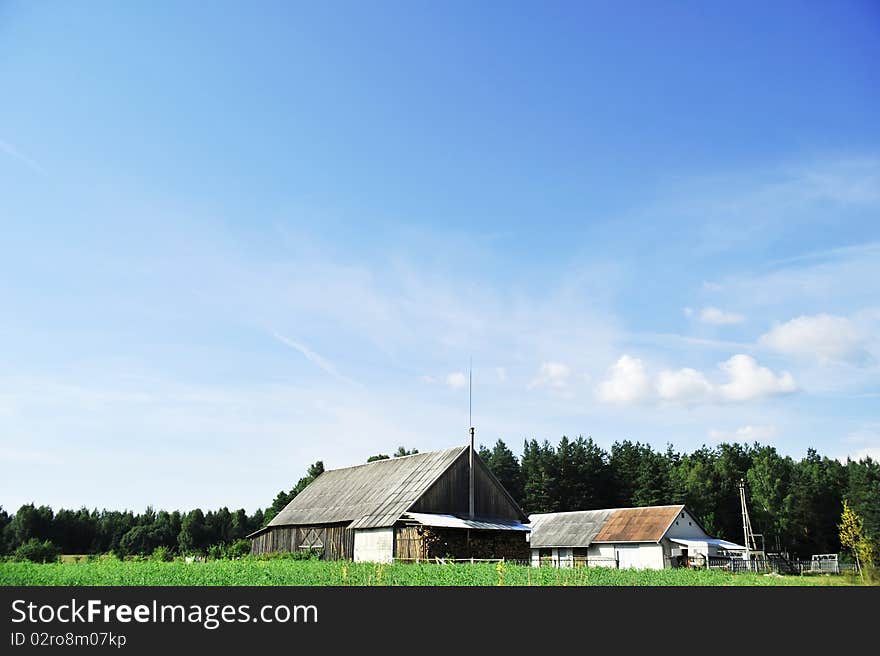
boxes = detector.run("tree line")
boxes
[2,438,877,559]
[480,437,879,558]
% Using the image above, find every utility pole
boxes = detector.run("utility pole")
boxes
[468,360,474,519]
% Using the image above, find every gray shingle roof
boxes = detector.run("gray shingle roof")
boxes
[268,446,468,530]
[528,510,614,548]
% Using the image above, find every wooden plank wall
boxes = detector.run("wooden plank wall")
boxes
[250,524,354,559]
[408,451,523,521]
[394,525,427,561]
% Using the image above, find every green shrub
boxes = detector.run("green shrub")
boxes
[14,539,61,563]
[254,548,320,561]
[227,539,252,559]
[151,546,173,562]
[206,544,226,560]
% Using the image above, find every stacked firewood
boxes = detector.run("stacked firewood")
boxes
[421,528,529,560]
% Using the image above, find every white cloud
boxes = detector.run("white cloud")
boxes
[704,242,880,315]
[708,425,777,443]
[758,314,873,366]
[838,426,880,462]
[846,447,880,462]
[598,353,796,405]
[698,307,745,325]
[495,367,507,382]
[596,356,651,403]
[655,368,713,403]
[716,354,796,401]
[272,332,360,386]
[445,372,467,389]
[683,307,694,317]
[529,361,572,390]
[0,137,46,175]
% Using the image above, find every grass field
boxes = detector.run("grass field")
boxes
[0,559,865,586]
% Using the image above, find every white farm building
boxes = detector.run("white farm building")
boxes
[528,505,746,569]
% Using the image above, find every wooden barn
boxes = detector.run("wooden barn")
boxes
[528,505,746,569]
[248,445,530,562]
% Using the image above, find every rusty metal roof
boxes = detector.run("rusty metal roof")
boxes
[268,446,468,530]
[594,505,683,543]
[528,505,686,547]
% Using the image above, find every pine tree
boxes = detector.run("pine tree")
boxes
[484,440,523,507]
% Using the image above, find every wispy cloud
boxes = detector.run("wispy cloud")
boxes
[758,313,874,366]
[629,332,751,352]
[697,307,745,325]
[767,241,880,268]
[837,424,880,463]
[701,226,880,312]
[529,361,572,390]
[708,425,777,443]
[0,138,46,175]
[0,447,63,466]
[271,332,360,387]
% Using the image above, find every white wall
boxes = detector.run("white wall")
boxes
[557,548,572,567]
[665,509,710,540]
[531,543,647,568]
[614,543,664,569]
[353,528,394,563]
[664,509,714,564]
[589,543,616,562]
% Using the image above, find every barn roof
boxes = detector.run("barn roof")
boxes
[267,446,469,530]
[528,505,686,547]
[594,505,683,542]
[527,510,613,548]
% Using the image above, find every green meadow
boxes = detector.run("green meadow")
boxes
[0,558,863,586]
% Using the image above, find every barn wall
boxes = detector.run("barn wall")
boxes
[353,528,394,563]
[394,526,427,562]
[250,523,354,560]
[408,450,523,521]
[250,526,296,555]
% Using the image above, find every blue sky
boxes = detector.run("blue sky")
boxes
[1,1,879,512]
